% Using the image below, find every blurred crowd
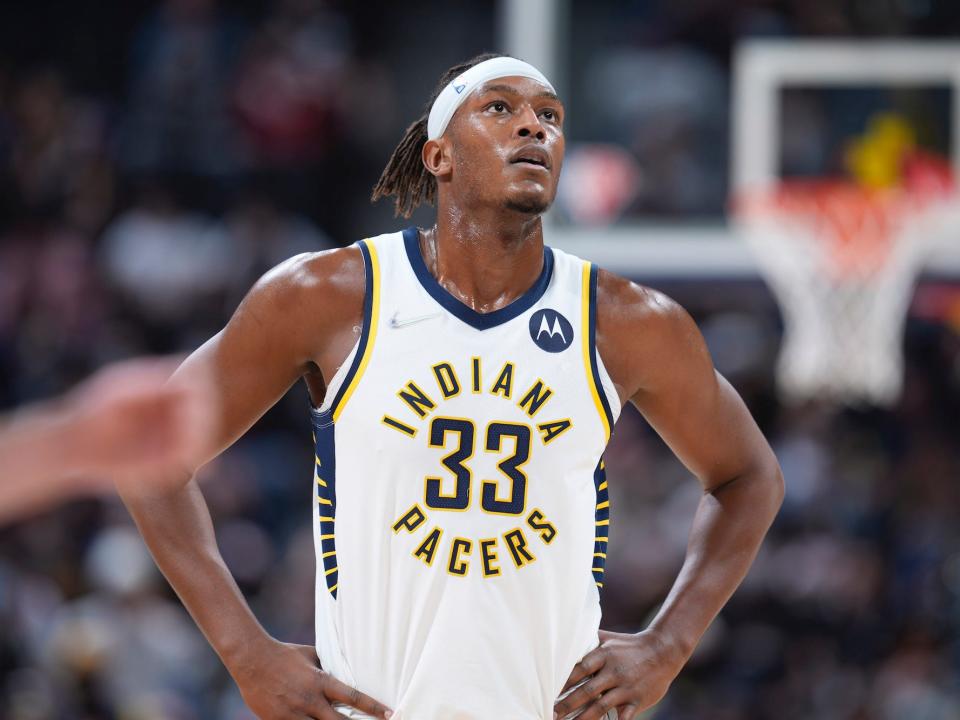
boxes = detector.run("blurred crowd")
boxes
[1,0,960,718]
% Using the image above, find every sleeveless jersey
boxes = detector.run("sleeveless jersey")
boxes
[310,227,621,719]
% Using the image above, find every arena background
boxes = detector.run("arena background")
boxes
[2,0,960,718]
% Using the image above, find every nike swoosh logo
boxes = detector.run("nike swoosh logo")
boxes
[389,312,441,328]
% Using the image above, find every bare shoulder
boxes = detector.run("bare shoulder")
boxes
[219,245,366,375]
[233,245,365,334]
[595,268,711,403]
[595,268,697,340]
[250,245,365,309]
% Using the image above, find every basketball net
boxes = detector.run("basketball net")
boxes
[734,141,958,407]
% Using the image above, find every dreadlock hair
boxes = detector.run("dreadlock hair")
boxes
[371,52,504,219]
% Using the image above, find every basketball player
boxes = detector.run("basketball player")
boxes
[0,358,212,524]
[119,54,784,719]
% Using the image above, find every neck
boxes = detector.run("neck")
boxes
[421,201,546,314]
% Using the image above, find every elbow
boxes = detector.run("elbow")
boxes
[115,464,196,506]
[709,450,784,522]
[759,453,785,521]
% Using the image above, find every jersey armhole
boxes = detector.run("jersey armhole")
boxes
[581,262,619,441]
[594,351,621,427]
[310,238,380,428]
[310,339,361,425]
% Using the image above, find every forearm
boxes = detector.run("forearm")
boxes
[121,477,273,674]
[647,462,784,661]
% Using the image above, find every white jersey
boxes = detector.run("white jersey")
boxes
[310,228,621,719]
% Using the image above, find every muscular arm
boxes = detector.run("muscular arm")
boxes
[555,272,783,719]
[602,273,783,658]
[117,248,392,719]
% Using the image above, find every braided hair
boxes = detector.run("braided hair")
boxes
[371,52,504,218]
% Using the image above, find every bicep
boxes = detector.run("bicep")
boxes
[633,362,769,491]
[603,284,772,491]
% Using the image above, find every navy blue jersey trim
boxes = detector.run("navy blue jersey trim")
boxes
[587,263,615,432]
[593,459,609,591]
[310,239,374,425]
[312,419,339,598]
[402,226,554,330]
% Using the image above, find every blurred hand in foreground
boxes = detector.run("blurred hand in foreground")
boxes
[0,356,215,522]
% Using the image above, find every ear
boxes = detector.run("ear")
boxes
[422,138,453,180]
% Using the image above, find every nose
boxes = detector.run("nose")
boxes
[514,105,545,141]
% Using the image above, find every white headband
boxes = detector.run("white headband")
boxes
[426,56,556,140]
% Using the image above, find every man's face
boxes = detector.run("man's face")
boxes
[444,75,565,216]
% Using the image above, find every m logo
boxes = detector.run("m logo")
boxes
[529,309,574,353]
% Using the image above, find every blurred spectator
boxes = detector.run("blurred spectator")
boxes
[121,0,244,183]
[232,0,351,169]
[100,180,240,327]
[8,69,114,232]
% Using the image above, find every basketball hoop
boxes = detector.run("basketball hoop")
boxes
[734,155,959,407]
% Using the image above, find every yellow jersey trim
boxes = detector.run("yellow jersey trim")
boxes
[581,262,612,441]
[333,240,381,422]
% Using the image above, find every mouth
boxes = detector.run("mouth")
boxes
[508,146,551,170]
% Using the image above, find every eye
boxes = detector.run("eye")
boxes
[487,101,509,113]
[541,108,560,123]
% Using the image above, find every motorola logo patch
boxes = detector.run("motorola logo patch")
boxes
[529,309,574,353]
